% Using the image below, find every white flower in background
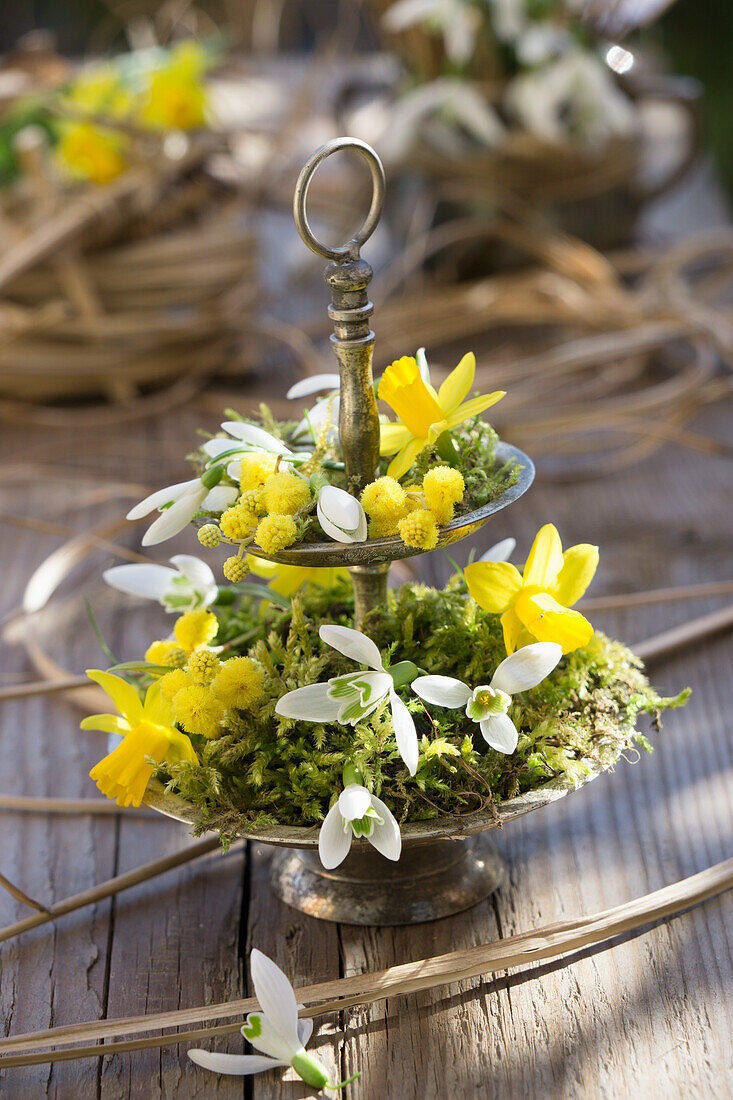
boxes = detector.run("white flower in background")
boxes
[286,374,340,445]
[506,49,636,147]
[376,78,505,162]
[319,771,401,869]
[317,486,368,544]
[383,0,482,65]
[103,555,218,612]
[478,536,516,564]
[412,642,562,753]
[202,421,308,479]
[488,0,528,42]
[127,473,238,547]
[189,949,352,1089]
[276,625,419,775]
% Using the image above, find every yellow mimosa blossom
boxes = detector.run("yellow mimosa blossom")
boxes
[145,640,186,668]
[262,472,311,515]
[174,608,218,654]
[171,683,226,739]
[256,513,297,554]
[464,524,599,655]
[248,556,349,599]
[82,671,197,807]
[138,41,209,131]
[211,656,264,710]
[378,352,504,479]
[186,649,220,683]
[397,509,439,550]
[422,466,465,524]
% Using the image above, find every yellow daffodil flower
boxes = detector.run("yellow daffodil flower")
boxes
[138,41,209,131]
[464,524,599,655]
[81,670,197,807]
[378,350,504,479]
[54,123,127,184]
[248,557,350,599]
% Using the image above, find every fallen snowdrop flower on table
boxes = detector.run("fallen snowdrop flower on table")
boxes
[188,948,359,1090]
[412,642,562,753]
[103,554,218,612]
[275,624,419,775]
[319,766,401,869]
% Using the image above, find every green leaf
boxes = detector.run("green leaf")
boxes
[233,582,291,609]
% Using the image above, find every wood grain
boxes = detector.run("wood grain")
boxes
[0,380,731,1100]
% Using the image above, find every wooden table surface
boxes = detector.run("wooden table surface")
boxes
[0,374,731,1099]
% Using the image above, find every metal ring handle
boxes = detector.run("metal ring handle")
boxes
[293,137,385,261]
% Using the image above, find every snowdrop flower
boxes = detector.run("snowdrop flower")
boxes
[287,374,340,445]
[383,0,482,66]
[103,555,217,612]
[412,642,562,753]
[202,421,308,480]
[128,469,238,547]
[377,78,504,162]
[317,486,367,544]
[276,625,419,775]
[319,766,401,869]
[189,949,356,1089]
[489,0,528,42]
[478,536,516,564]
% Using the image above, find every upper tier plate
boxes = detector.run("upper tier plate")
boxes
[246,441,535,568]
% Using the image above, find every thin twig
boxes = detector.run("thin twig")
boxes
[581,579,733,612]
[0,677,90,702]
[0,872,51,915]
[0,857,730,1066]
[634,604,733,663]
[0,795,159,817]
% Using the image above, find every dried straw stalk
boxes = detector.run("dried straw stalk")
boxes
[0,856,730,1067]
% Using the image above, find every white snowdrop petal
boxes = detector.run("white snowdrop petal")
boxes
[103,564,176,601]
[297,1018,314,1047]
[141,486,205,546]
[250,951,301,1052]
[389,689,419,776]
[201,485,239,512]
[490,642,562,695]
[202,438,241,459]
[367,796,402,861]
[169,555,216,590]
[411,675,472,709]
[286,374,340,399]
[221,422,292,455]
[275,683,341,723]
[227,459,242,480]
[188,1050,286,1076]
[479,713,519,754]
[479,537,516,564]
[318,802,353,869]
[126,479,198,520]
[317,504,358,544]
[319,625,384,671]
[338,784,372,821]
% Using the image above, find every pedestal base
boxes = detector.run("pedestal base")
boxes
[271,835,505,925]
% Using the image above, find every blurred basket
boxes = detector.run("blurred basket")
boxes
[0,129,257,407]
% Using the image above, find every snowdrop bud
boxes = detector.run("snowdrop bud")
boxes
[291,1052,331,1089]
[201,464,225,490]
[317,486,368,544]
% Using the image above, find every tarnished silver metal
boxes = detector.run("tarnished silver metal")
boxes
[143,754,611,923]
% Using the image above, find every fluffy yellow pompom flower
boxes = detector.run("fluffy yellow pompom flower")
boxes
[171,684,226,739]
[422,466,465,525]
[397,509,439,550]
[160,668,192,702]
[198,523,221,548]
[220,504,256,540]
[464,523,598,655]
[211,657,264,710]
[379,352,504,479]
[186,649,220,684]
[82,671,197,807]
[239,453,279,493]
[360,477,408,524]
[174,609,218,654]
[262,472,311,516]
[145,640,186,668]
[256,514,297,554]
[223,555,250,582]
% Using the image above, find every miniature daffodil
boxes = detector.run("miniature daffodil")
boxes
[189,949,358,1089]
[378,347,504,479]
[138,41,209,131]
[82,671,197,806]
[464,524,598,655]
[247,557,350,599]
[412,642,562,753]
[275,625,419,775]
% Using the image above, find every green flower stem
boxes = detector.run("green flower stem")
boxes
[342,763,364,787]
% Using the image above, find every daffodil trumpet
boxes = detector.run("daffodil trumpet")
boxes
[465,523,598,655]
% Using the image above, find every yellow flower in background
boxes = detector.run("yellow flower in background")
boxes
[248,556,349,599]
[138,40,209,131]
[63,65,134,118]
[464,524,598,655]
[82,670,197,807]
[378,351,504,479]
[54,123,127,184]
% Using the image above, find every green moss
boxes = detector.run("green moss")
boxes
[157,579,688,845]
